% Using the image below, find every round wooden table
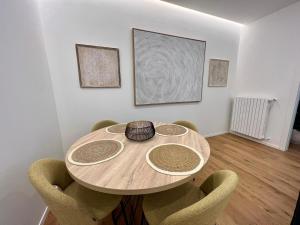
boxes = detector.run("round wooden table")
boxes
[65,122,210,195]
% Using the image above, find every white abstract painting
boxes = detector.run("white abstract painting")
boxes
[133,29,206,105]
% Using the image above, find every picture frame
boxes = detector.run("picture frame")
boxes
[132,28,206,106]
[208,59,229,87]
[76,44,121,88]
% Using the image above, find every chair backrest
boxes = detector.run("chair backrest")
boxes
[28,159,98,225]
[161,170,238,225]
[173,120,198,132]
[91,120,118,132]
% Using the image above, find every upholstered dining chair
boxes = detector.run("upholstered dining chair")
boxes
[91,120,118,132]
[143,170,238,225]
[173,120,198,132]
[29,159,122,225]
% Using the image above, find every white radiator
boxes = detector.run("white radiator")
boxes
[230,97,275,139]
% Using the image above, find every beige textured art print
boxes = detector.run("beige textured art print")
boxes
[76,44,120,88]
[208,59,229,87]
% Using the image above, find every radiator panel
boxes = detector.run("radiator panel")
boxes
[230,97,273,139]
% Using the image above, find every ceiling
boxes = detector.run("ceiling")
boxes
[162,0,299,24]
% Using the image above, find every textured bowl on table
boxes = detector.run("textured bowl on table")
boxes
[125,121,155,142]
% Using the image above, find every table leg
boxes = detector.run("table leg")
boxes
[112,196,148,225]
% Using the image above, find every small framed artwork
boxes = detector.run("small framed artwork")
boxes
[76,44,121,88]
[208,59,229,87]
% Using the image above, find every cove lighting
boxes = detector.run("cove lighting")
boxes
[155,0,244,27]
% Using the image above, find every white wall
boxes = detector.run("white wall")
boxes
[0,0,298,223]
[38,0,242,151]
[0,0,63,224]
[235,1,300,150]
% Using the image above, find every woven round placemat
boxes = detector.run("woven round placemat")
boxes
[106,124,127,134]
[156,124,188,136]
[68,140,124,166]
[146,144,203,176]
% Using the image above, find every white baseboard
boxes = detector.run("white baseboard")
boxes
[259,140,282,150]
[38,207,49,225]
[203,131,228,138]
[229,131,283,151]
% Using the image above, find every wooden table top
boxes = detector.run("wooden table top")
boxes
[65,122,210,195]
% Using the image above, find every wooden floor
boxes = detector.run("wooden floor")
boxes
[44,134,300,225]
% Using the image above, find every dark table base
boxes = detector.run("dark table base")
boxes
[112,196,148,225]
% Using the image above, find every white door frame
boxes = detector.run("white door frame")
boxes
[284,83,300,150]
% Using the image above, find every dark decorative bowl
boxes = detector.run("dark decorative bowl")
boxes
[125,121,155,142]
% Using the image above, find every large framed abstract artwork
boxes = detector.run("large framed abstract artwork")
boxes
[208,59,229,87]
[132,28,206,105]
[76,44,121,88]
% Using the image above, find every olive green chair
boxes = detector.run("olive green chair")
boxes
[29,159,122,225]
[173,120,198,132]
[91,120,118,132]
[143,170,238,225]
